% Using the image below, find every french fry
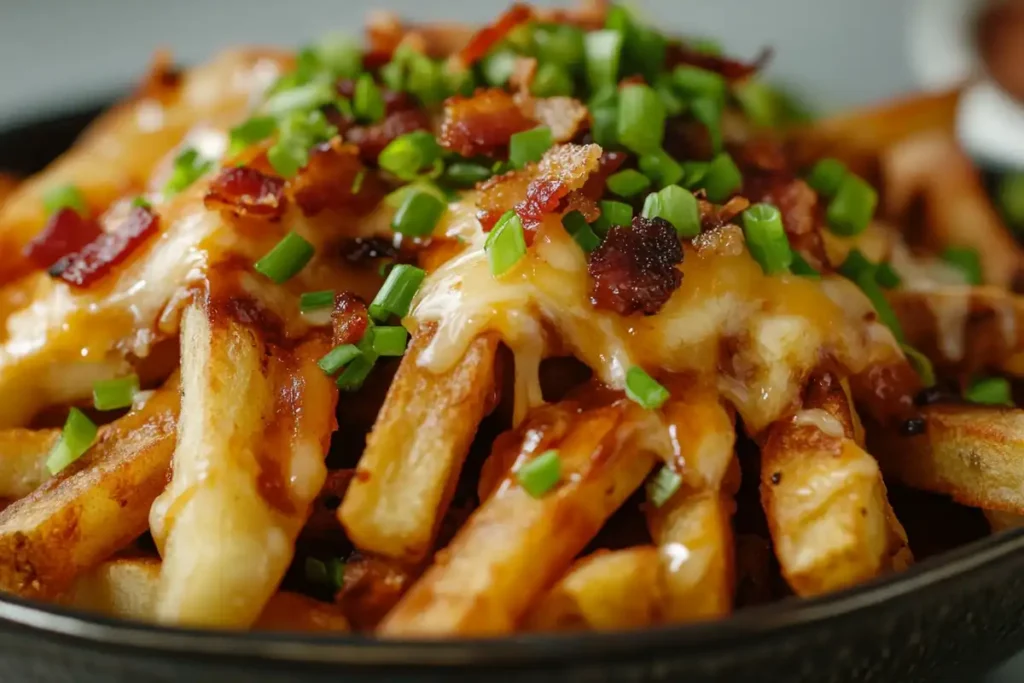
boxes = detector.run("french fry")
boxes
[340,328,500,562]
[985,510,1024,533]
[379,398,660,637]
[524,547,660,631]
[761,372,911,597]
[871,404,1024,515]
[0,428,59,499]
[0,375,179,598]
[151,294,337,628]
[63,557,349,631]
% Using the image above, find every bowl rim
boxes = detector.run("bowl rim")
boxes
[1,527,1022,667]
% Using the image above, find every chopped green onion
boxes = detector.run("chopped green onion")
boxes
[353,73,385,122]
[806,158,848,198]
[391,190,446,238]
[941,247,983,286]
[626,25,667,82]
[372,326,410,357]
[997,173,1024,230]
[964,376,1013,406]
[486,210,528,276]
[687,36,723,56]
[300,290,335,313]
[534,23,586,68]
[46,408,98,475]
[443,162,493,188]
[531,62,575,97]
[326,558,346,590]
[617,84,665,155]
[647,466,682,508]
[318,344,363,375]
[901,344,936,388]
[654,75,687,117]
[444,64,476,98]
[509,127,554,169]
[263,79,335,117]
[698,153,742,203]
[515,449,562,498]
[164,148,214,196]
[315,34,363,79]
[854,269,905,343]
[592,200,634,235]
[92,375,140,411]
[681,161,710,189]
[672,65,726,102]
[826,174,877,236]
[690,96,723,153]
[369,264,426,322]
[228,116,277,156]
[639,149,685,188]
[43,184,87,216]
[267,139,309,179]
[562,211,601,253]
[606,169,651,198]
[589,97,619,148]
[642,185,700,237]
[406,55,447,106]
[741,204,793,275]
[732,80,776,128]
[584,30,624,92]
[380,60,405,92]
[790,251,821,279]
[876,262,903,289]
[130,196,152,210]
[384,180,447,209]
[254,232,315,284]
[378,131,442,181]
[625,366,670,410]
[304,557,328,585]
[481,49,518,88]
[838,249,874,282]
[351,170,366,194]
[336,353,377,392]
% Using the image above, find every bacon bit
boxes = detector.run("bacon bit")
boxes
[332,293,371,346]
[698,196,751,232]
[579,150,627,201]
[23,208,103,270]
[588,216,683,316]
[204,166,286,220]
[366,11,405,58]
[456,3,534,67]
[346,108,432,163]
[666,44,770,82]
[536,0,609,30]
[50,206,160,288]
[509,57,539,97]
[439,89,536,157]
[341,237,401,266]
[290,141,384,217]
[517,94,591,143]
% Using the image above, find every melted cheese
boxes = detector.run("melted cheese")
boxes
[792,409,846,439]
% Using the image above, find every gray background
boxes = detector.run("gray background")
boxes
[0,0,1019,680]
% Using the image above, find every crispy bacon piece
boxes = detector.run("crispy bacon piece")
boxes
[439,89,536,158]
[50,206,159,288]
[579,150,627,201]
[204,166,286,220]
[455,3,534,66]
[290,141,384,217]
[666,44,769,82]
[345,109,432,163]
[23,208,103,270]
[332,292,371,346]
[518,95,590,143]
[588,216,683,316]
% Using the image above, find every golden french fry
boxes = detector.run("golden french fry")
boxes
[380,398,659,637]
[151,294,337,628]
[0,375,179,598]
[525,547,660,631]
[761,373,911,596]
[0,428,59,499]
[985,510,1024,533]
[340,328,499,562]
[63,557,349,631]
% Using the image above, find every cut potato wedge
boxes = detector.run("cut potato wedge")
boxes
[0,428,59,499]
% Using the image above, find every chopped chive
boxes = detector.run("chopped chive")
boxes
[444,63,476,98]
[617,84,665,155]
[92,375,140,411]
[654,75,687,117]
[351,170,366,194]
[263,80,335,117]
[732,79,779,128]
[672,65,726,102]
[606,169,652,198]
[698,153,742,203]
[406,55,447,106]
[964,376,1013,407]
[641,185,700,237]
[353,73,386,122]
[515,449,562,498]
[384,180,447,209]
[790,251,821,279]
[43,184,87,217]
[300,290,335,313]
[681,161,710,189]
[267,139,310,179]
[164,148,214,196]
[304,557,328,585]
[562,210,601,253]
[826,174,877,236]
[378,131,442,181]
[315,34,363,79]
[46,407,98,475]
[838,248,874,282]
[443,162,493,188]
[534,23,585,67]
[639,149,685,188]
[531,62,575,97]
[625,366,670,410]
[326,558,346,590]
[336,354,377,391]
[130,196,152,210]
[690,96,723,153]
[318,344,363,375]
[742,204,793,275]
[371,326,410,356]
[368,264,426,322]
[391,190,446,237]
[806,158,847,198]
[509,127,554,169]
[647,466,682,508]
[486,210,528,276]
[941,247,983,286]
[584,30,624,91]
[592,200,634,235]
[876,262,903,289]
[901,344,936,388]
[481,49,518,88]
[254,232,315,284]
[589,99,620,148]
[854,269,905,343]
[688,36,723,56]
[228,116,277,156]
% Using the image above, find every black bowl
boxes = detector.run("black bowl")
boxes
[3,108,1024,683]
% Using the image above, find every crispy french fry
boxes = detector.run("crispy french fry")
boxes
[379,398,660,637]
[524,547,660,631]
[340,328,499,562]
[0,428,59,499]
[63,557,349,631]
[985,509,1024,533]
[0,375,179,598]
[761,373,911,596]
[151,294,337,628]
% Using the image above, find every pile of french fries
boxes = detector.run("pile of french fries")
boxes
[2,3,1024,640]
